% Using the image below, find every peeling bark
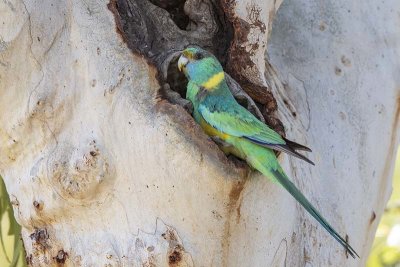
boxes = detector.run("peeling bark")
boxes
[0,0,399,266]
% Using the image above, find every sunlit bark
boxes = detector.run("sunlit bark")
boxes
[0,0,398,266]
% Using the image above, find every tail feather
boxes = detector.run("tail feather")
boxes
[271,168,359,258]
[271,144,315,165]
[244,137,315,165]
[283,137,312,152]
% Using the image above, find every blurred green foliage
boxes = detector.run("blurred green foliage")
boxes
[367,148,400,267]
[0,177,26,267]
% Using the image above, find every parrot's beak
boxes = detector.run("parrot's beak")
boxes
[178,55,189,72]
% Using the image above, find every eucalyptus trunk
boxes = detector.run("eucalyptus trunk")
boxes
[0,0,399,266]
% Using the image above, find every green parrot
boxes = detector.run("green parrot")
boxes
[177,46,359,258]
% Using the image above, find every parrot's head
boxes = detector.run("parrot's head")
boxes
[178,47,224,89]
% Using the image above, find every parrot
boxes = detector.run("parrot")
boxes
[177,46,359,258]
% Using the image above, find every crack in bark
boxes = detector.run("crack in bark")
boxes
[271,238,288,267]
[21,0,45,118]
[42,23,66,59]
[222,174,249,267]
[287,72,312,131]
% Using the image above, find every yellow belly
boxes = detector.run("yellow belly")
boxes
[199,117,229,140]
[198,117,246,159]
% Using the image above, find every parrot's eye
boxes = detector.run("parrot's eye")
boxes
[194,52,204,60]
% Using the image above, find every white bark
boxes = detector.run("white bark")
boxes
[0,0,399,266]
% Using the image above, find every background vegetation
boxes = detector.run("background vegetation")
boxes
[367,148,400,267]
[0,178,26,267]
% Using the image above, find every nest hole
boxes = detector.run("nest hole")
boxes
[109,0,285,138]
[148,0,190,31]
[166,54,188,99]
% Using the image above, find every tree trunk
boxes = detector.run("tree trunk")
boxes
[0,0,399,266]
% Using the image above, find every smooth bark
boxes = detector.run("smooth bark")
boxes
[0,0,399,266]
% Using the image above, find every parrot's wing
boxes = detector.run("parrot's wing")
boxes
[198,101,314,165]
[198,101,284,143]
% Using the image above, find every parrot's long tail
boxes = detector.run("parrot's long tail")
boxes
[270,167,359,258]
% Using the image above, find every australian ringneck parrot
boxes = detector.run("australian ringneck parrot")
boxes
[177,46,358,258]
